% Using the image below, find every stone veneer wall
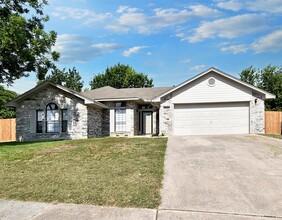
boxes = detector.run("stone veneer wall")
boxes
[159,94,173,136]
[87,106,103,138]
[250,92,265,133]
[101,109,110,137]
[16,86,102,142]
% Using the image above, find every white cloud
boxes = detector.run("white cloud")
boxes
[123,46,147,57]
[117,6,140,14]
[179,59,191,64]
[175,33,186,39]
[54,34,122,63]
[190,65,206,71]
[252,29,282,53]
[188,5,223,17]
[52,7,111,25]
[187,14,268,42]
[117,6,129,13]
[216,0,244,11]
[221,44,249,54]
[217,0,282,13]
[106,5,223,35]
[147,52,152,56]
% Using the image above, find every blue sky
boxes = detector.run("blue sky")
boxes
[5,0,282,93]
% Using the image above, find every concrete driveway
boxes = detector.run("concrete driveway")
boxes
[159,135,282,219]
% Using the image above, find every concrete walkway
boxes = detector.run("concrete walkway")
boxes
[1,199,282,220]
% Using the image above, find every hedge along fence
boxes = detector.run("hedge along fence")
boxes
[0,118,16,142]
[265,111,282,135]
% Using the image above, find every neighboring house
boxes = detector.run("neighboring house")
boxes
[7,67,275,141]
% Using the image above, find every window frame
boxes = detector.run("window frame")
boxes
[115,101,126,108]
[36,110,43,133]
[46,103,60,133]
[61,109,68,133]
[115,109,126,132]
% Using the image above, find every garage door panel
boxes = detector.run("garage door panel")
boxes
[174,102,249,135]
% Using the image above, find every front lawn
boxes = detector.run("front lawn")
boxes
[0,137,167,208]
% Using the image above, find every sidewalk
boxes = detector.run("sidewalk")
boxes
[1,200,281,220]
[0,200,156,220]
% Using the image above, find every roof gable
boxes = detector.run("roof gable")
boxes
[153,67,275,101]
[6,81,108,109]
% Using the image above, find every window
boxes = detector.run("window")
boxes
[115,102,126,108]
[36,110,43,133]
[46,103,59,133]
[61,109,68,132]
[115,109,126,132]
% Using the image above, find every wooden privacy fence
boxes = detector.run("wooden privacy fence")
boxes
[0,118,16,142]
[265,111,282,135]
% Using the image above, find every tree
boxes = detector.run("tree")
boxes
[0,0,60,85]
[90,63,154,89]
[239,66,258,86]
[240,65,282,110]
[45,67,84,92]
[258,65,282,111]
[0,86,17,118]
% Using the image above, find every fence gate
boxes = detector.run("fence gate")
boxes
[265,111,282,135]
[0,118,16,142]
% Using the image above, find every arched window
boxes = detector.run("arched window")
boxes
[46,103,59,132]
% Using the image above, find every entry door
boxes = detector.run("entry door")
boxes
[143,112,152,134]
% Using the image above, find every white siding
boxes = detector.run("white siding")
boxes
[126,108,132,133]
[110,109,115,133]
[173,102,250,135]
[171,72,252,104]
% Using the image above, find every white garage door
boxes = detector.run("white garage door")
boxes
[174,102,249,135]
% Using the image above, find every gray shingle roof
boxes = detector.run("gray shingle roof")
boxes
[82,86,172,101]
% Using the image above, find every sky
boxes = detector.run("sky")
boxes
[4,0,282,94]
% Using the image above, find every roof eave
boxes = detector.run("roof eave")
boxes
[85,100,108,109]
[5,81,108,109]
[153,67,276,101]
[95,97,141,102]
[265,94,276,100]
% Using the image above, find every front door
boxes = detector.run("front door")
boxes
[142,112,152,134]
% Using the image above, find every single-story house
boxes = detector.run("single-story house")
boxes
[7,67,275,141]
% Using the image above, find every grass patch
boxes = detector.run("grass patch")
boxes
[264,134,282,139]
[0,137,167,208]
[261,134,282,156]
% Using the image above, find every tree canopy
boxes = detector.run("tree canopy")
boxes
[0,85,17,118]
[239,65,282,110]
[44,67,84,92]
[90,63,154,89]
[0,0,59,85]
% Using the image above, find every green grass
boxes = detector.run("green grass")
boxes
[0,137,167,208]
[264,134,282,139]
